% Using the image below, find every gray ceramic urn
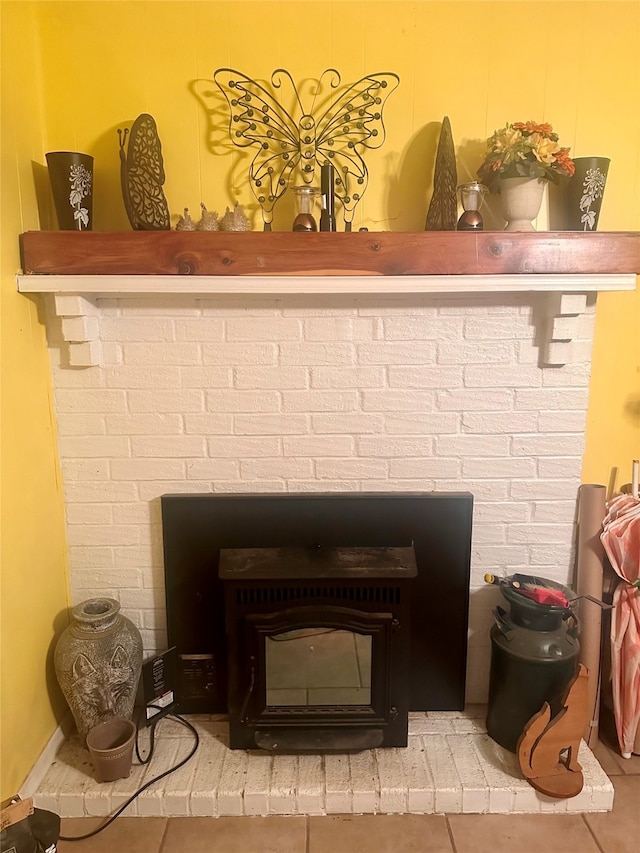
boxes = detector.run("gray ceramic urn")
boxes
[54,598,143,738]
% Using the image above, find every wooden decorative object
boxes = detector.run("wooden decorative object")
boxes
[425,116,458,231]
[118,114,171,231]
[517,664,590,799]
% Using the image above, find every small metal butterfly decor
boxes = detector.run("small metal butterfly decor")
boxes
[214,68,400,230]
[118,113,171,230]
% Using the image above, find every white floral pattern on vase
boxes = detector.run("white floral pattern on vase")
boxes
[69,163,92,230]
[499,176,547,231]
[578,168,607,230]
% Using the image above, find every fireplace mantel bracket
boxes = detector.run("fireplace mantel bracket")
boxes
[16,273,636,368]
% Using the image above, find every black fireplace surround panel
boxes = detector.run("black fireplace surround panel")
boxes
[161,492,473,715]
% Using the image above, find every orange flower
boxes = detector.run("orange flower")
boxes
[513,121,554,136]
[555,148,575,176]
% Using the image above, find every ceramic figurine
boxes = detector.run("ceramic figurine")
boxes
[175,207,196,230]
[197,203,220,231]
[220,201,250,232]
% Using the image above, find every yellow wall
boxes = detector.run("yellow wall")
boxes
[1,0,638,793]
[1,1,70,798]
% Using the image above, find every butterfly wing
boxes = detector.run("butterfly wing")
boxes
[119,113,170,230]
[315,72,399,228]
[214,68,302,228]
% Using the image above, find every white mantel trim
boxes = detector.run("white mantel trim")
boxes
[16,273,636,367]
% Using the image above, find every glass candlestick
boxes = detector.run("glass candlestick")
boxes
[457,182,487,231]
[292,186,320,232]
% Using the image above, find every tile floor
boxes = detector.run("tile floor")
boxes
[54,733,639,853]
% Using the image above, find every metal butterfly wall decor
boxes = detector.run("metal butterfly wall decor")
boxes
[214,68,400,230]
[118,113,171,230]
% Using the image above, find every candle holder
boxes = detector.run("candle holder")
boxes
[456,181,487,231]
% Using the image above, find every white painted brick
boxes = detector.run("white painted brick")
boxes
[130,436,206,457]
[384,413,459,434]
[110,458,186,480]
[283,435,354,456]
[236,414,309,436]
[199,297,279,316]
[462,457,537,479]
[103,366,181,389]
[474,503,530,524]
[73,569,142,589]
[65,504,113,525]
[349,750,378,814]
[538,410,587,432]
[510,480,579,501]
[186,459,239,480]
[436,435,511,457]
[357,436,434,457]
[62,458,110,480]
[183,414,233,434]
[206,435,281,458]
[311,412,385,433]
[422,735,462,813]
[225,317,300,341]
[212,480,286,493]
[203,342,277,366]
[216,749,248,816]
[52,363,106,388]
[375,749,408,813]
[243,753,272,816]
[361,390,435,412]
[537,457,582,478]
[64,481,138,503]
[473,524,506,545]
[175,318,224,341]
[118,588,164,610]
[304,316,374,341]
[447,735,489,813]
[116,297,199,316]
[357,341,437,364]
[315,459,389,480]
[68,546,115,568]
[61,315,100,342]
[464,365,542,388]
[462,412,538,434]
[324,755,351,814]
[471,545,528,569]
[127,390,204,413]
[240,458,314,480]
[511,434,585,456]
[139,481,213,500]
[102,317,175,341]
[123,342,201,365]
[439,341,516,364]
[269,755,297,815]
[529,544,574,568]
[67,523,140,548]
[383,316,463,340]
[55,294,100,316]
[507,524,570,545]
[55,389,127,413]
[179,366,233,388]
[297,754,324,814]
[464,316,532,339]
[439,480,509,501]
[287,480,360,492]
[207,389,281,413]
[111,545,155,569]
[437,389,513,412]
[515,388,589,410]
[542,362,592,386]
[106,413,184,435]
[388,458,461,479]
[58,436,130,459]
[387,365,463,389]
[235,367,308,389]
[311,366,383,389]
[280,342,355,365]
[282,390,357,412]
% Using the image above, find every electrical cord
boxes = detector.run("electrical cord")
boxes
[58,711,199,842]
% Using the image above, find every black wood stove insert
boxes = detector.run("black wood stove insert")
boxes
[219,545,416,750]
[161,492,473,748]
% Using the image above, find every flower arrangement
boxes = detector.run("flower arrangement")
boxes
[477,121,574,189]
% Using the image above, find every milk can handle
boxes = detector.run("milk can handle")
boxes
[492,606,513,637]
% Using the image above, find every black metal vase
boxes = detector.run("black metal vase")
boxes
[46,150,94,230]
[486,576,580,753]
[564,157,610,231]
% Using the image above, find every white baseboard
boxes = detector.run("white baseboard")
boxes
[18,715,72,799]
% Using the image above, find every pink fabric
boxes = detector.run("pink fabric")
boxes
[601,494,640,756]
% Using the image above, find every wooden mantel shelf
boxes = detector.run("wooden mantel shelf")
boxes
[18,230,640,277]
[17,231,640,368]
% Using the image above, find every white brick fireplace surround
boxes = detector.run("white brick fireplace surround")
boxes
[21,270,635,706]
